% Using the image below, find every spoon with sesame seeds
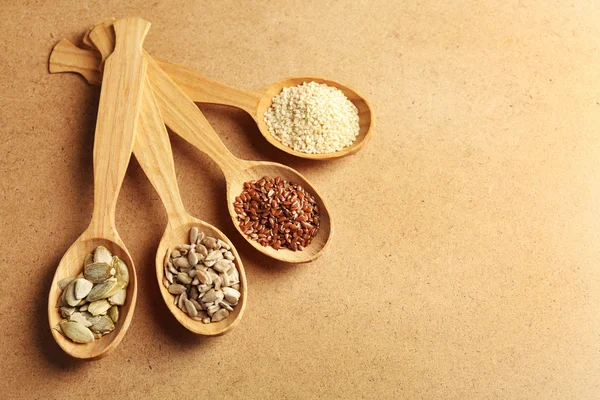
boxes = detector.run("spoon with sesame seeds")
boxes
[50,24,374,160]
[49,35,334,263]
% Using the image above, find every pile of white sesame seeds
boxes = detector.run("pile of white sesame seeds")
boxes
[264,81,360,154]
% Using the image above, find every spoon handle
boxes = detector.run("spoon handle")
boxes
[49,39,102,85]
[87,23,262,116]
[49,42,262,116]
[146,55,246,173]
[135,77,191,230]
[88,18,150,238]
[155,60,262,116]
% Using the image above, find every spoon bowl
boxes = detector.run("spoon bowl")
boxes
[225,161,333,263]
[48,236,136,359]
[254,77,374,160]
[155,219,247,335]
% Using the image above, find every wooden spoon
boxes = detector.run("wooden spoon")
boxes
[66,23,373,161]
[50,38,334,263]
[47,18,150,359]
[133,77,247,334]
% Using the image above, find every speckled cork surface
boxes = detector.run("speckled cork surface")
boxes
[1,1,599,398]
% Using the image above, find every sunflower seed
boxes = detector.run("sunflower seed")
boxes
[190,298,202,311]
[164,267,173,283]
[192,278,200,285]
[213,260,230,273]
[231,283,240,291]
[188,251,198,266]
[219,301,233,311]
[172,250,181,258]
[202,317,211,324]
[224,251,235,261]
[201,237,217,249]
[74,278,93,299]
[178,291,187,311]
[205,250,222,262]
[217,239,230,250]
[174,257,190,269]
[84,262,115,283]
[190,227,198,245]
[196,269,211,285]
[166,262,176,276]
[58,278,74,290]
[184,299,198,317]
[189,286,199,300]
[220,272,231,287]
[162,276,170,288]
[196,231,205,244]
[173,294,180,306]
[86,278,117,302]
[223,287,241,303]
[211,308,229,322]
[168,284,187,295]
[59,321,94,343]
[196,244,208,257]
[214,275,222,290]
[177,272,192,285]
[207,304,220,316]
[94,246,113,264]
[88,299,111,316]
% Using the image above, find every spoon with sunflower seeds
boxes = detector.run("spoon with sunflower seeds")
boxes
[131,76,247,334]
[47,18,149,359]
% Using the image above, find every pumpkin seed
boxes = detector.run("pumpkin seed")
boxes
[112,256,129,286]
[93,246,113,264]
[58,277,74,290]
[108,305,119,323]
[86,278,117,302]
[89,315,115,334]
[74,278,93,299]
[108,288,126,306]
[84,253,94,267]
[88,299,111,316]
[60,306,76,318]
[59,321,94,343]
[84,262,115,283]
[69,311,93,327]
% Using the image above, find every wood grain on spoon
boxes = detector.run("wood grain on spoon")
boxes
[47,17,150,359]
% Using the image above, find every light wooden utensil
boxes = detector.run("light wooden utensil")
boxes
[146,56,333,263]
[133,77,247,334]
[49,37,334,263]
[47,18,150,359]
[65,22,373,160]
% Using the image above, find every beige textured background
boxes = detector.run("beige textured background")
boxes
[1,0,599,398]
